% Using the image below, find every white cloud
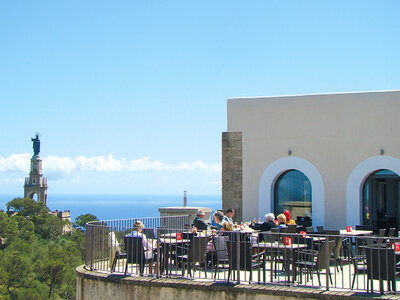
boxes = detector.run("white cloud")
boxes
[0,153,221,174]
[0,153,31,172]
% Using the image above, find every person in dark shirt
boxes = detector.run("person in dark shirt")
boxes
[250,213,277,242]
[192,210,209,231]
[250,213,276,231]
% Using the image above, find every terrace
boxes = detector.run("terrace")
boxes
[77,215,400,300]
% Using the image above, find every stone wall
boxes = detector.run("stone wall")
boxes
[76,266,379,300]
[222,132,242,223]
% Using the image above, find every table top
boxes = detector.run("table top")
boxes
[307,235,326,241]
[339,230,373,236]
[233,226,259,233]
[255,242,307,249]
[158,238,190,244]
[160,232,210,238]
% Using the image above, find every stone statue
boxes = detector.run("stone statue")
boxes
[31,133,40,156]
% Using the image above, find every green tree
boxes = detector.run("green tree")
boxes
[0,197,96,299]
[74,213,98,231]
[0,240,34,297]
[6,197,47,217]
[35,241,81,299]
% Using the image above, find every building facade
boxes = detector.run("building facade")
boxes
[222,90,400,230]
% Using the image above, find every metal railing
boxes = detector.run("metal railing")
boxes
[85,221,400,296]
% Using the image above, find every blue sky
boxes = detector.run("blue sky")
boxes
[0,1,399,196]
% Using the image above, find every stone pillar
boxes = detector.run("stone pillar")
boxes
[222,132,242,223]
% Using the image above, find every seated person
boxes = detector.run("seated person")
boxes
[277,214,287,232]
[221,221,233,232]
[223,208,235,224]
[192,210,209,231]
[283,210,296,225]
[250,213,277,232]
[211,209,224,227]
[125,220,157,275]
[276,214,287,232]
[213,211,226,230]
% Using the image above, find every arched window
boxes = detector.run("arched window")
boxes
[362,169,400,231]
[274,170,312,223]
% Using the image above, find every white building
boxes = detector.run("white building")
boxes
[222,90,400,230]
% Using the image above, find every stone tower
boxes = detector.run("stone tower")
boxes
[24,134,48,206]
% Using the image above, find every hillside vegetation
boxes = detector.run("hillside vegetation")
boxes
[0,198,97,299]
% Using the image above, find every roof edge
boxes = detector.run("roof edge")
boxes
[228,89,400,101]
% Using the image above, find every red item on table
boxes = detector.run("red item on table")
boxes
[283,237,292,246]
[346,226,353,232]
[395,243,400,252]
[176,233,182,240]
[300,231,306,238]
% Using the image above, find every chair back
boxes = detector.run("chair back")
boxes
[365,246,396,281]
[287,224,297,233]
[355,225,373,231]
[182,232,194,241]
[388,228,396,237]
[226,240,254,271]
[258,232,278,243]
[142,228,155,239]
[324,230,342,258]
[316,226,324,233]
[316,240,335,270]
[376,229,386,244]
[213,235,229,260]
[188,236,208,263]
[305,226,314,233]
[124,236,145,264]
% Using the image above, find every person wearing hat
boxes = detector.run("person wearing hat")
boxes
[192,210,209,231]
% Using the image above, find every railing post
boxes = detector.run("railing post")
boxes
[326,237,330,291]
[236,232,240,284]
[156,229,160,279]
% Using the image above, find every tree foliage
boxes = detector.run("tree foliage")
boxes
[0,197,95,299]
[73,213,98,231]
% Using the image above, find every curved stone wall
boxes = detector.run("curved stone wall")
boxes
[76,265,377,300]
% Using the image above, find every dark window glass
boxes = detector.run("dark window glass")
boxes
[362,169,400,230]
[274,170,312,223]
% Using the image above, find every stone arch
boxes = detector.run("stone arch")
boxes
[346,155,400,227]
[258,156,325,226]
[28,192,38,201]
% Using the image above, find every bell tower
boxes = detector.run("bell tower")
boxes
[24,133,48,206]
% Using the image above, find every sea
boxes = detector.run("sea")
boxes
[0,194,221,222]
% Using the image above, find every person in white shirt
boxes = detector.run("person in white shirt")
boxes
[126,221,157,275]
[223,208,235,224]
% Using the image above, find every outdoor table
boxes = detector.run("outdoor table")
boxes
[160,232,210,238]
[233,226,259,233]
[339,230,373,236]
[255,242,307,283]
[159,238,190,244]
[308,235,326,242]
[158,238,190,276]
[340,230,373,258]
